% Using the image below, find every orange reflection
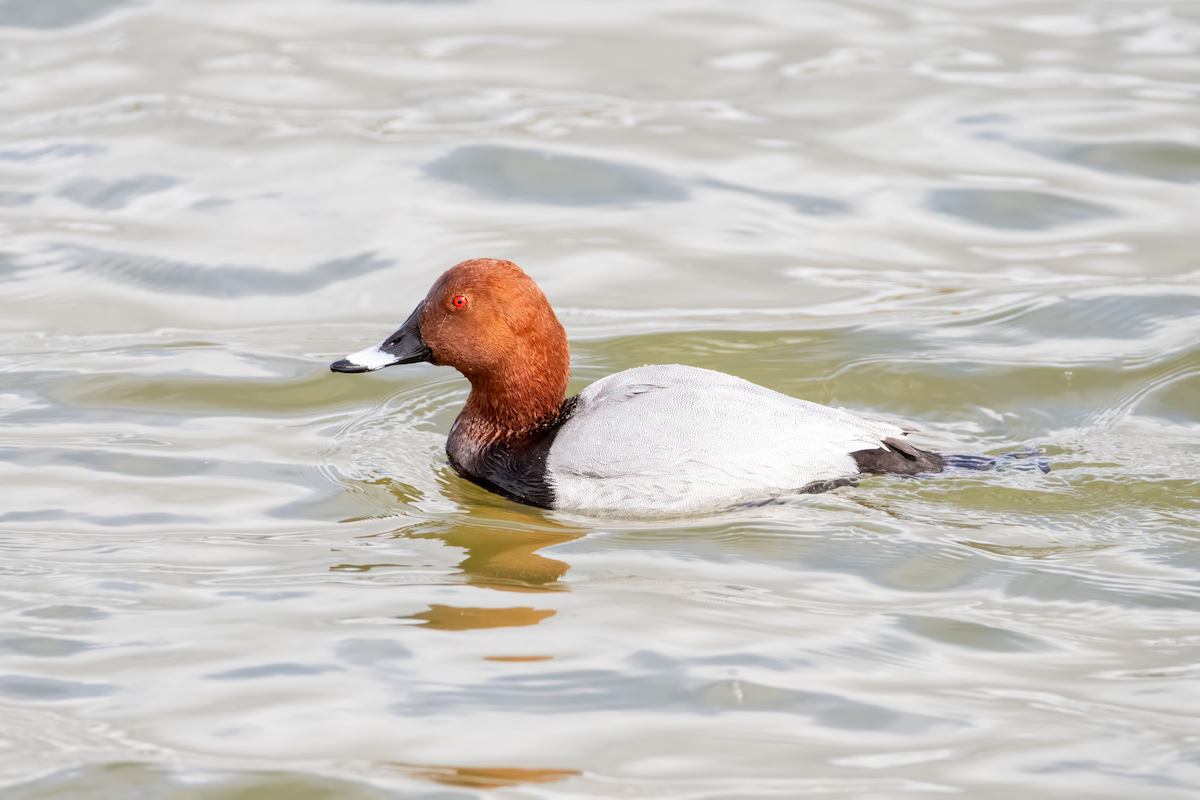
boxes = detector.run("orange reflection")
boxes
[346,481,593,631]
[405,604,555,630]
[401,489,589,592]
[388,762,579,789]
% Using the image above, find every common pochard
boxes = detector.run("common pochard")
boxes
[331,258,952,515]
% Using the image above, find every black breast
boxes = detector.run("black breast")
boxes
[446,397,578,509]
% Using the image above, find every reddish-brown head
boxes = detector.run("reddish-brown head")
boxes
[416,258,562,374]
[329,259,571,437]
[420,259,570,434]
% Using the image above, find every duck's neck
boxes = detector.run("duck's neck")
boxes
[444,370,575,509]
[447,340,572,453]
[446,315,571,451]
[460,378,564,440]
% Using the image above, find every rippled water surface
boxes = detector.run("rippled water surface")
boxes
[2,0,1199,797]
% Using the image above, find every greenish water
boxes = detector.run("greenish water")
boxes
[1,0,1199,798]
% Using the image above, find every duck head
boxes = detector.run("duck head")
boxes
[331,258,571,435]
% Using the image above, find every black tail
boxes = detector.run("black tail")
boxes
[852,440,1050,476]
[851,437,946,475]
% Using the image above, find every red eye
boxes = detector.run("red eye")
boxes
[452,295,467,308]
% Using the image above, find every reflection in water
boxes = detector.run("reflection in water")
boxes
[354,486,589,629]
[3,762,444,800]
[405,604,555,631]
[394,519,579,629]
[440,522,579,590]
[386,762,579,790]
[394,485,588,591]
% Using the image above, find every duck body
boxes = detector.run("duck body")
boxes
[332,259,945,516]
[545,365,932,514]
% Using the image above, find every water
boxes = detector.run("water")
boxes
[2,0,1199,797]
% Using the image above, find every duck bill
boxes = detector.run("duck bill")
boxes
[330,306,432,373]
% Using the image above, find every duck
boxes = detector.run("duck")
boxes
[331,258,948,515]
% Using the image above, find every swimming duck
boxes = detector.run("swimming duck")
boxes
[331,258,947,515]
